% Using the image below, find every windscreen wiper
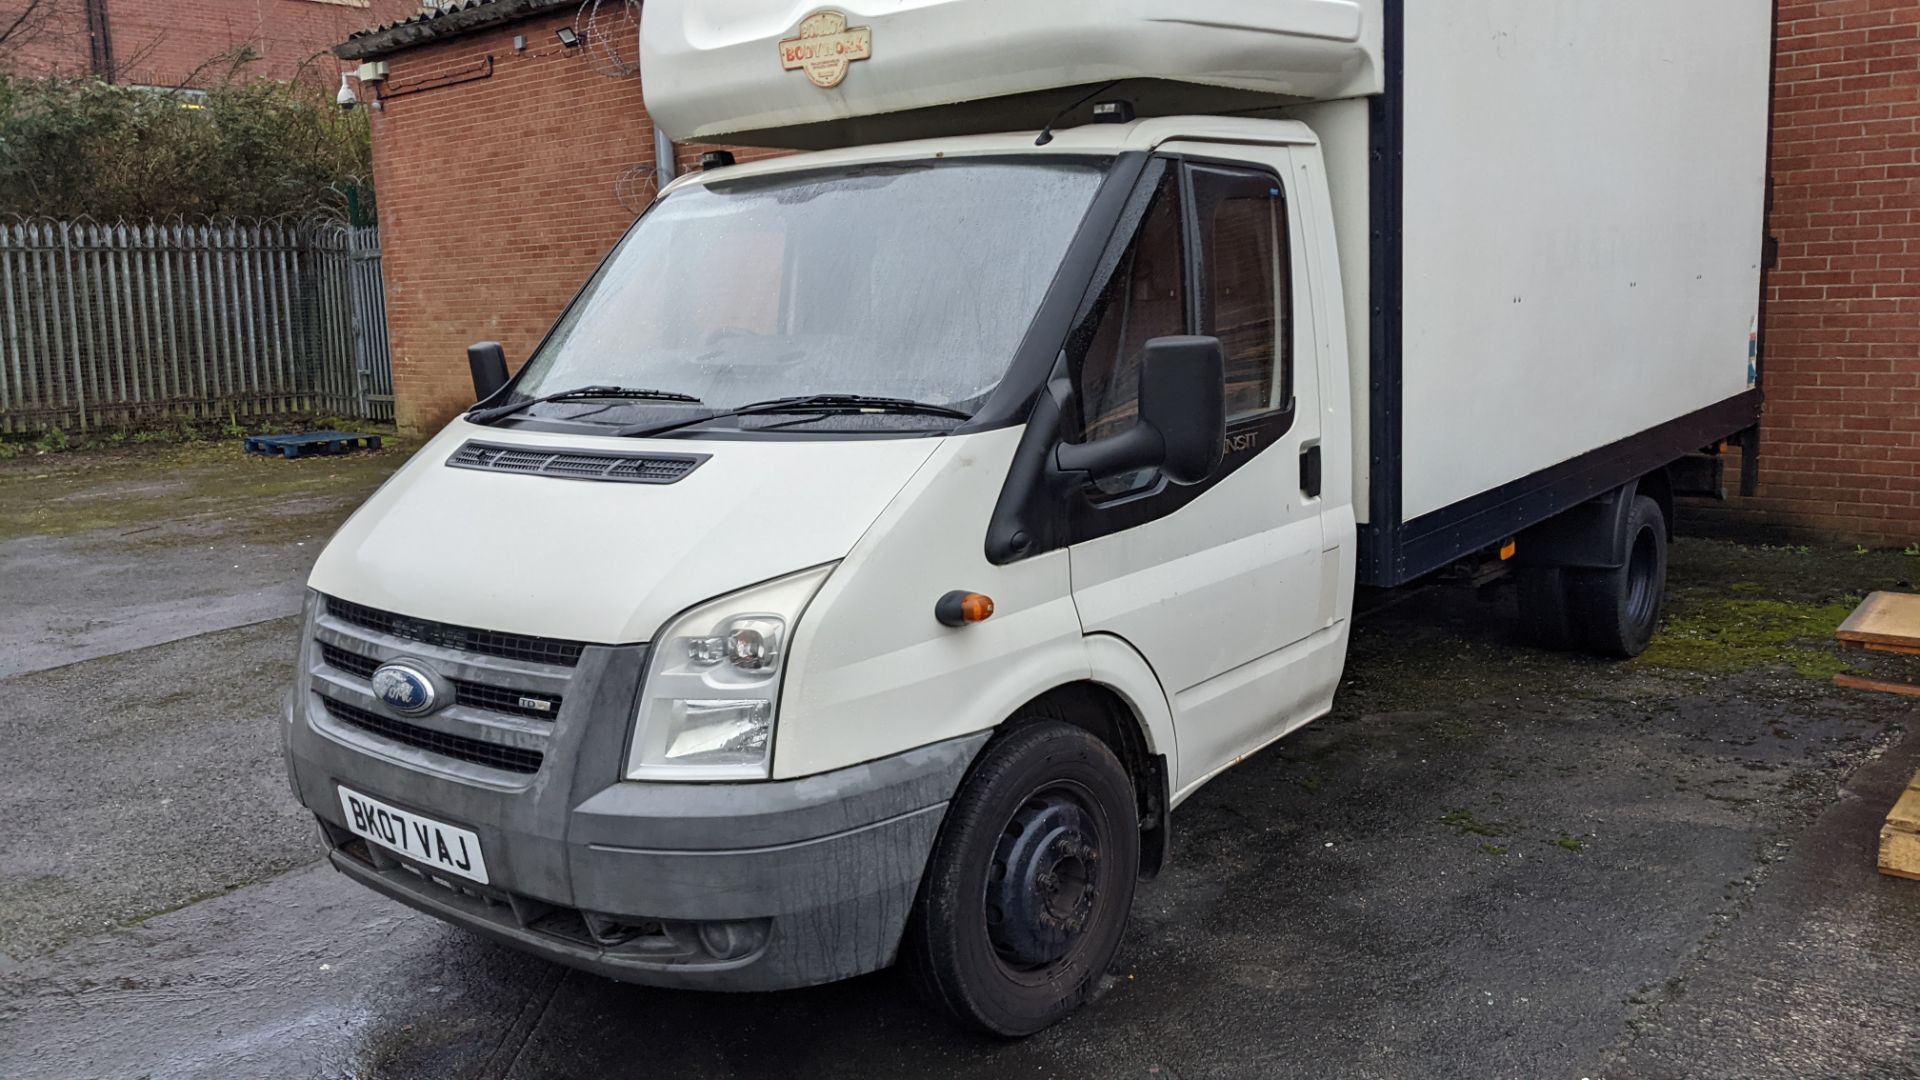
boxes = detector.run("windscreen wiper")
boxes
[613,394,971,439]
[467,385,702,426]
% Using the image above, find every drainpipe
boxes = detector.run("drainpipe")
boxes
[654,127,676,196]
[84,0,115,82]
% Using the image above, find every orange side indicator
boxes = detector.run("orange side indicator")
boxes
[936,590,995,627]
[1499,540,1518,561]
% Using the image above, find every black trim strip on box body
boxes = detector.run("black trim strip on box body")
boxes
[1377,391,1763,587]
[1743,0,1782,496]
[1357,0,1407,588]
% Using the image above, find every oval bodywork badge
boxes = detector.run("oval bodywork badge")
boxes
[779,11,872,89]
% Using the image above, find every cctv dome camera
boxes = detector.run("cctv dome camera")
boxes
[336,74,357,110]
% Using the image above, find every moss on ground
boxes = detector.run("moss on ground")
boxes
[0,433,410,542]
[1635,591,1861,680]
[1439,808,1509,838]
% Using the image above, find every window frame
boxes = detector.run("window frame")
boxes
[1055,153,1300,508]
[1184,159,1296,430]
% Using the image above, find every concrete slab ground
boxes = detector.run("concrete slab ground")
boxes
[0,441,402,678]
[1,442,1916,1079]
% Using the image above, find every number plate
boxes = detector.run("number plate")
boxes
[337,786,490,885]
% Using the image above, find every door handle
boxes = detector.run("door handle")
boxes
[1300,444,1322,499]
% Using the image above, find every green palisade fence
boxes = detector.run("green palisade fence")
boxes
[0,218,393,434]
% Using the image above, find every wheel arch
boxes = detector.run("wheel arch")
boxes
[984,636,1177,879]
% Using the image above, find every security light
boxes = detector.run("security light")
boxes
[555,26,581,48]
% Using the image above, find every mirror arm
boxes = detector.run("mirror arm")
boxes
[1054,423,1165,478]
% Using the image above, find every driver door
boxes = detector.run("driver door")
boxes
[1065,150,1337,796]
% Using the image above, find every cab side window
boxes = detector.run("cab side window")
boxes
[1192,163,1291,422]
[1063,169,1187,445]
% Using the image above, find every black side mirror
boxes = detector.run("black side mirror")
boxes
[467,341,509,404]
[1055,335,1226,486]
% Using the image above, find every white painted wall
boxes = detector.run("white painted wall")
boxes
[1397,0,1770,520]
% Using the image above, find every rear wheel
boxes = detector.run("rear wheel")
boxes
[1565,494,1669,658]
[904,721,1139,1037]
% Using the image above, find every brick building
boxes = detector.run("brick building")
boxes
[1692,0,1920,546]
[336,0,778,432]
[2,0,419,87]
[342,0,1920,547]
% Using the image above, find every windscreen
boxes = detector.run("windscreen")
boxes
[507,158,1109,424]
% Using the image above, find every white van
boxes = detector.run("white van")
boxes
[285,0,1774,1035]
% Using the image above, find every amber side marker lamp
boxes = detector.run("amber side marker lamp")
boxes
[935,591,995,627]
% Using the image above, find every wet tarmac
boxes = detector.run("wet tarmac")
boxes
[3,445,1918,1079]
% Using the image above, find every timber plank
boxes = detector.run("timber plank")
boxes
[1832,674,1920,699]
[1880,827,1920,882]
[1836,591,1920,649]
[1887,786,1920,836]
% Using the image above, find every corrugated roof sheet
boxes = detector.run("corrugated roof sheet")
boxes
[337,0,577,61]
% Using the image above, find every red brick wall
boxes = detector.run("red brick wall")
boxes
[1,0,93,77]
[365,10,779,435]
[1700,0,1920,546]
[1,0,416,86]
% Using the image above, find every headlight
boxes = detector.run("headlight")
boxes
[627,564,835,781]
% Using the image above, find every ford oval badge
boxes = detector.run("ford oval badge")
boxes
[371,661,438,716]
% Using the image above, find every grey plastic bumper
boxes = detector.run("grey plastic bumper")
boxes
[288,718,987,992]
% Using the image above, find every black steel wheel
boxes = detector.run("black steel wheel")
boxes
[904,721,1139,1037]
[1566,494,1669,658]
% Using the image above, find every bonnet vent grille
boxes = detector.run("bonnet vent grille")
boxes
[447,441,707,484]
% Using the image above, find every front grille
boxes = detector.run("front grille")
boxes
[446,440,707,485]
[324,596,587,667]
[322,698,544,775]
[452,680,561,720]
[319,642,378,679]
[318,643,562,721]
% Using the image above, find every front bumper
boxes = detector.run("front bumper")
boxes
[282,597,986,991]
[292,726,986,991]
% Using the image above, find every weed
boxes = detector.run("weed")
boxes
[1555,834,1587,852]
[1440,809,1509,838]
[1479,843,1508,856]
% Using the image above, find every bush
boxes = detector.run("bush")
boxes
[0,72,372,220]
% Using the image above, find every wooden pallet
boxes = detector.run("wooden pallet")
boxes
[1831,594,1920,880]
[242,431,384,460]
[1882,773,1920,882]
[1834,592,1920,698]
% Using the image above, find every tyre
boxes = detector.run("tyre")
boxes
[1515,565,1575,649]
[904,721,1140,1037]
[1565,494,1668,658]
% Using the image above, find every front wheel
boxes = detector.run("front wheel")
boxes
[904,721,1140,1037]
